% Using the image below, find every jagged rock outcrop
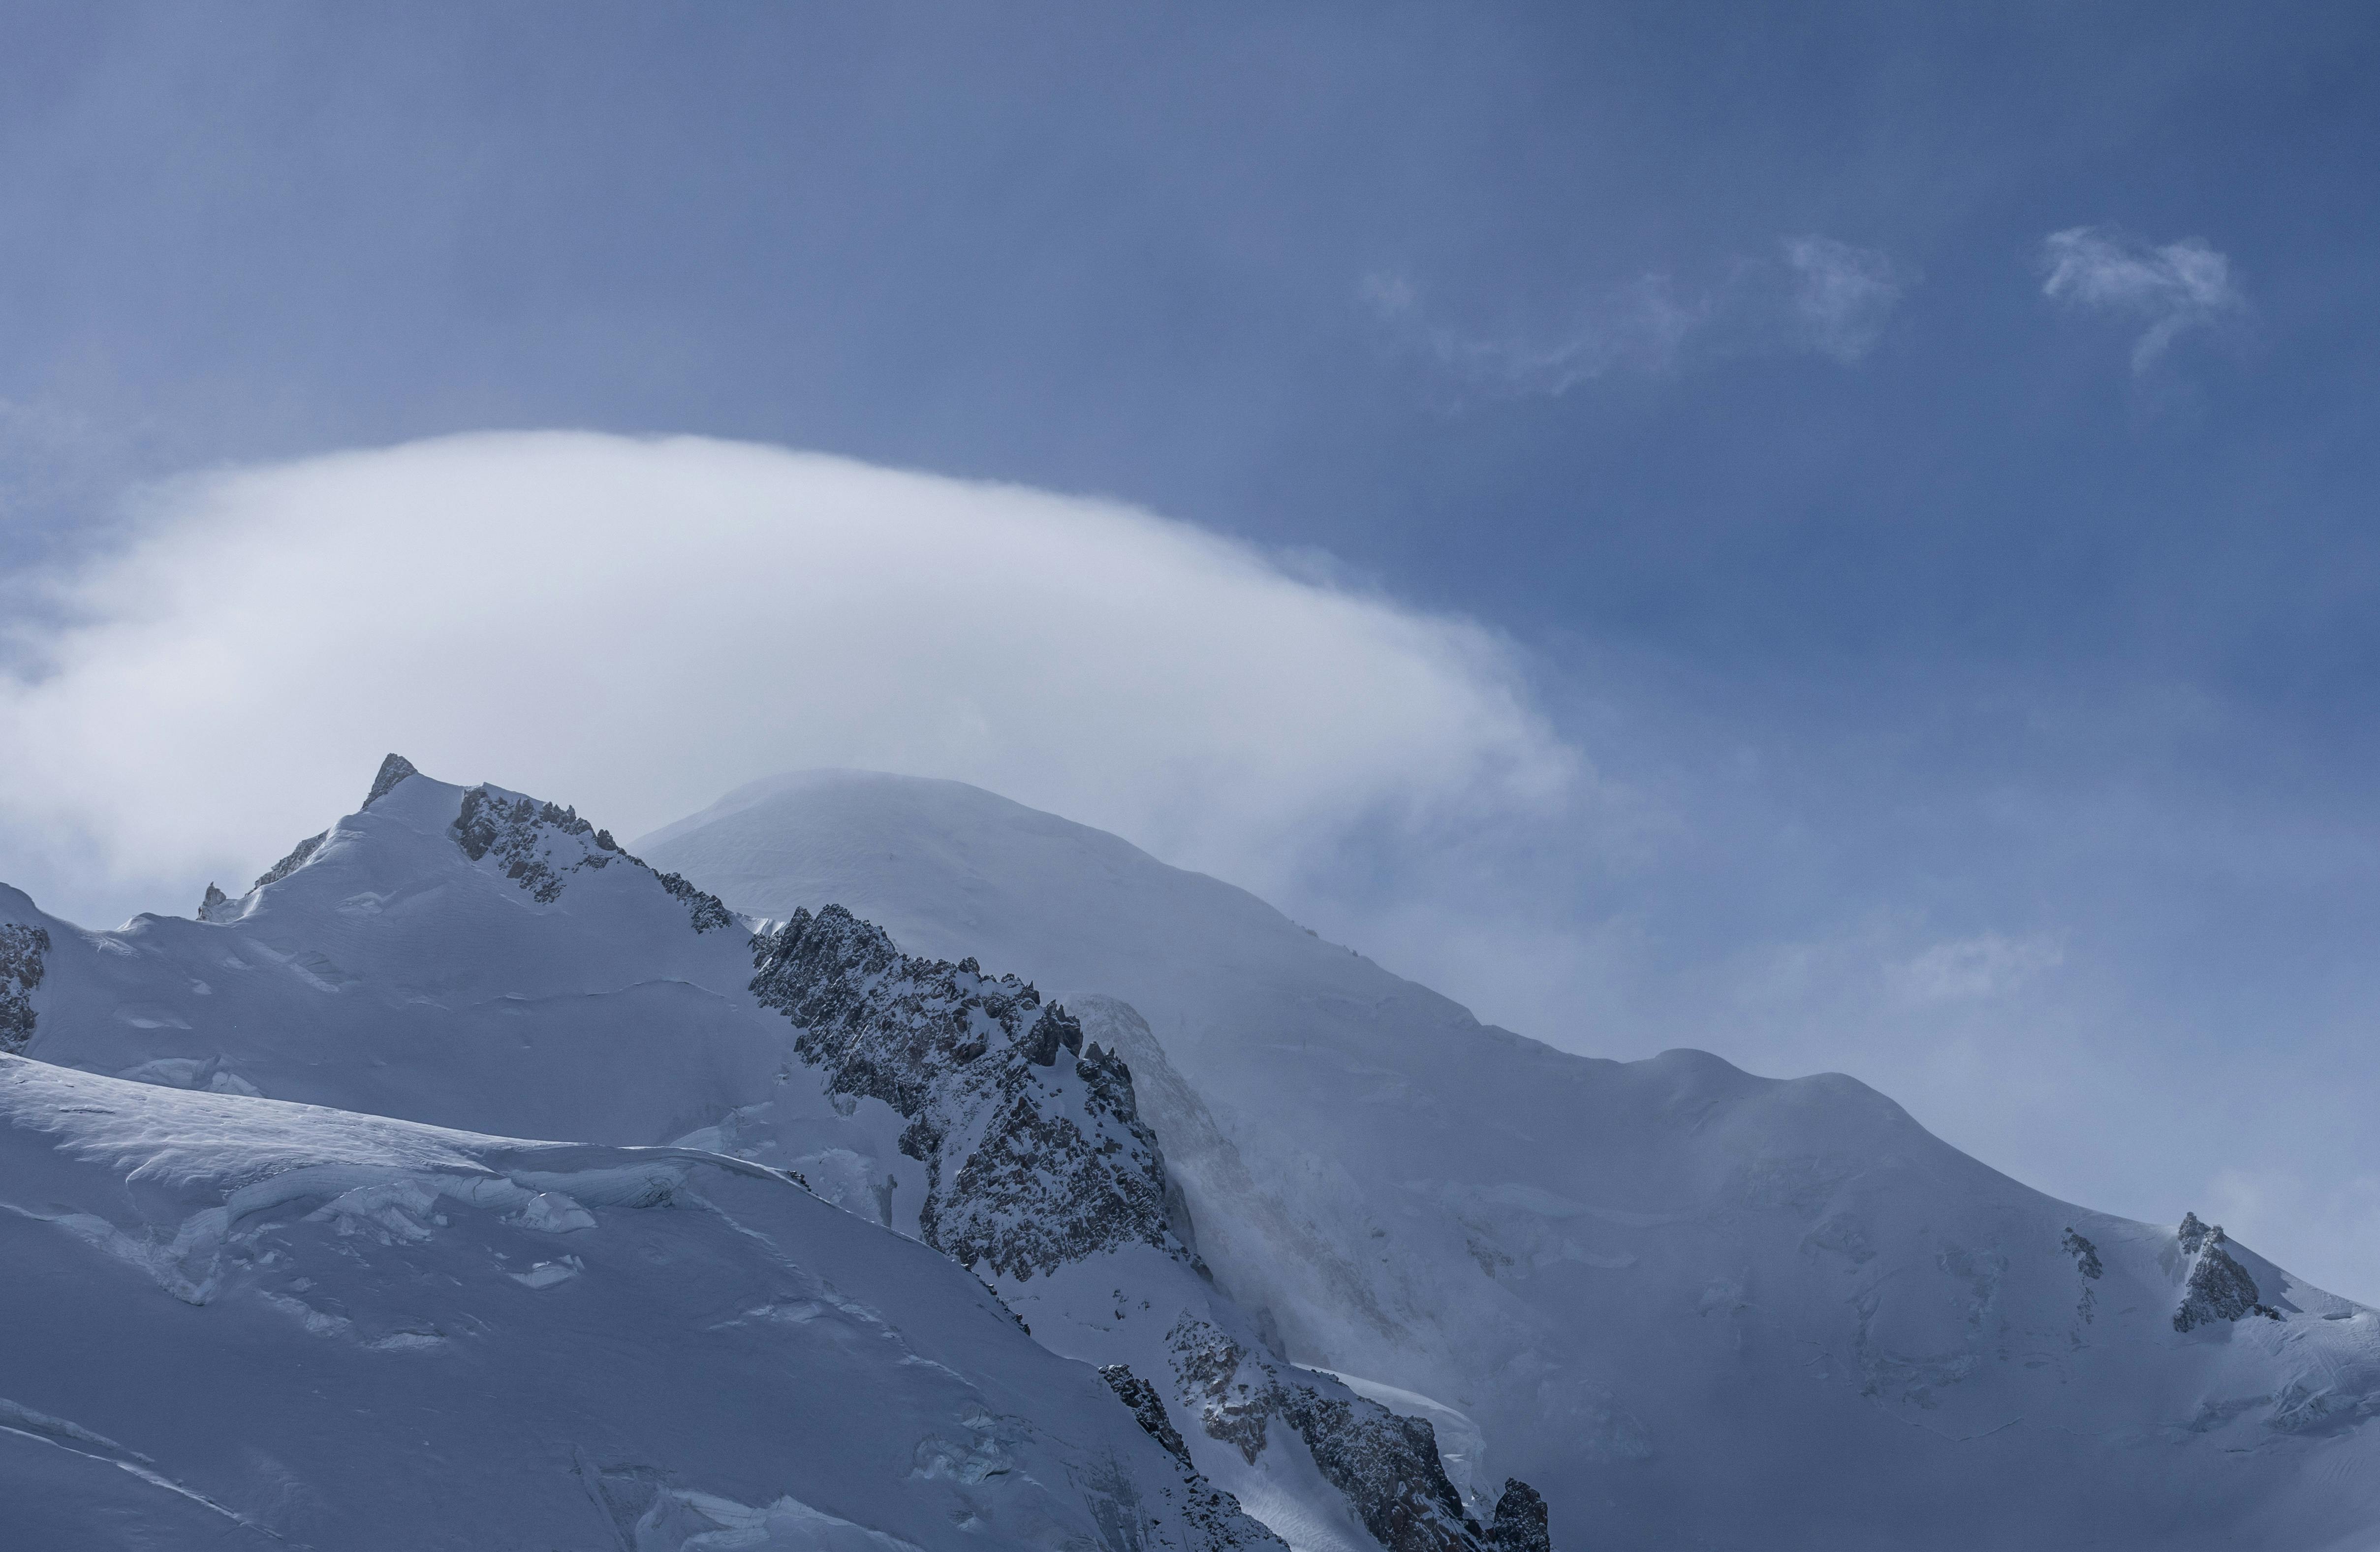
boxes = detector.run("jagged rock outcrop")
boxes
[1104,1363,1195,1468]
[1484,1480,1550,1552]
[2173,1213,2281,1332]
[2063,1226,2104,1323]
[255,830,326,890]
[1097,1362,1289,1552]
[1166,1316,1488,1552]
[362,752,418,808]
[2177,1211,2212,1255]
[449,783,732,931]
[0,921,48,1053]
[454,786,615,903]
[749,904,1192,1281]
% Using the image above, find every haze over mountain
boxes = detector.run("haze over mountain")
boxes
[6,0,2380,1424]
[4,757,2374,1549]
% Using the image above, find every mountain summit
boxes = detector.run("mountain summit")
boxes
[639,768,2380,1551]
[0,759,2374,1549]
[1,759,1514,1552]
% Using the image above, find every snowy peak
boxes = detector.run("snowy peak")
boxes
[360,751,418,809]
[638,768,2380,1552]
[179,757,737,944]
[3,760,1489,1552]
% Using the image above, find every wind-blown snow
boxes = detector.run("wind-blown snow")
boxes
[639,769,2380,1552]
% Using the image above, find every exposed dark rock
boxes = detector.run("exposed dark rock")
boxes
[749,904,1192,1281]
[362,753,419,808]
[253,832,326,891]
[1168,1316,1273,1465]
[454,787,594,901]
[198,883,232,920]
[1080,1372,1289,1552]
[447,782,733,931]
[1274,1381,1480,1552]
[1166,1316,1487,1552]
[1023,1004,1085,1066]
[1103,1363,1194,1467]
[654,869,735,933]
[1485,1481,1550,1552]
[2173,1218,2282,1332]
[2062,1226,2104,1324]
[0,921,49,1054]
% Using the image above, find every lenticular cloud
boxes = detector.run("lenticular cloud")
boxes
[0,432,1577,913]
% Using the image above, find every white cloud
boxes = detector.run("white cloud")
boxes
[0,433,1581,922]
[1784,236,1905,364]
[1365,236,1904,396]
[2039,226,2244,371]
[1892,931,2065,1004]
[1362,269,1707,396]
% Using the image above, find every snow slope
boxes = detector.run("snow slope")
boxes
[3,760,1493,1552]
[639,770,2380,1552]
[0,1053,1283,1552]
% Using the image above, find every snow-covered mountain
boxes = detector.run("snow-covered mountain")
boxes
[6,756,2378,1549]
[0,1053,1279,1552]
[639,770,2380,1552]
[2,758,1519,1552]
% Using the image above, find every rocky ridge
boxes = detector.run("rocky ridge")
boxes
[749,903,1190,1282]
[1166,1315,1492,1552]
[452,782,734,932]
[0,920,47,1053]
[193,755,736,937]
[1482,1481,1549,1552]
[739,895,1547,1552]
[2173,1212,2281,1332]
[1097,1363,1287,1552]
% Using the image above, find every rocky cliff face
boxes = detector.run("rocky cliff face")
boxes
[2173,1213,2281,1332]
[0,921,47,1054]
[450,783,733,931]
[253,830,326,891]
[1104,1364,1197,1468]
[1166,1315,1515,1552]
[750,904,1190,1282]
[361,751,418,808]
[1098,1362,1292,1552]
[1483,1482,1549,1552]
[744,899,1550,1552]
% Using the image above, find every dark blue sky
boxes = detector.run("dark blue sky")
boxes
[4,2,2379,1291]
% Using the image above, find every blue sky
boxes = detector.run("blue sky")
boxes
[4,3,2380,1295]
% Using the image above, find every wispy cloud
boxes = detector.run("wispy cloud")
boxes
[1784,236,1906,364]
[2040,226,2244,372]
[1360,271,1709,396]
[1891,930,2065,1005]
[1363,237,1907,397]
